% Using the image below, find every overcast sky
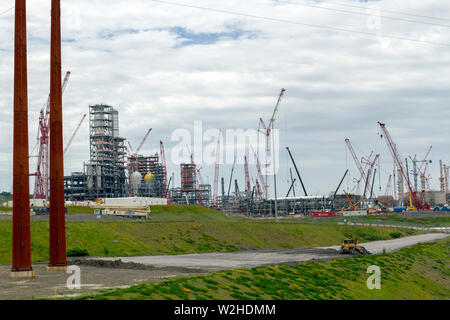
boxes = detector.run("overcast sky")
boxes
[0,0,449,197]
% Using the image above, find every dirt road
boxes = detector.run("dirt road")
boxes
[91,233,449,271]
[0,233,447,300]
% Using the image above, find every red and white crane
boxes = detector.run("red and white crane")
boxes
[255,178,263,198]
[361,153,380,197]
[160,140,168,199]
[251,145,267,196]
[258,88,286,198]
[212,133,221,209]
[385,174,393,197]
[128,128,152,173]
[378,122,426,209]
[244,155,251,193]
[31,71,71,199]
[345,138,371,195]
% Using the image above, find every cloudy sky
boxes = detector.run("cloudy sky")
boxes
[0,0,449,197]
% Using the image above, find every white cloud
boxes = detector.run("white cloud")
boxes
[0,0,449,196]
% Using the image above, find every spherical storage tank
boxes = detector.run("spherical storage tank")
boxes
[144,172,154,181]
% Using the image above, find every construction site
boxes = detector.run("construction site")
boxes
[2,0,449,305]
[24,84,450,218]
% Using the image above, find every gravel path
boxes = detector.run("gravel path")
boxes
[91,233,449,271]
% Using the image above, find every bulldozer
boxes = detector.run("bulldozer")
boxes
[340,238,371,255]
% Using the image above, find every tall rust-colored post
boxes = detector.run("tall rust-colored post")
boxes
[48,0,67,270]
[10,0,34,279]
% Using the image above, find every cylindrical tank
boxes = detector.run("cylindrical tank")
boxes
[130,171,142,196]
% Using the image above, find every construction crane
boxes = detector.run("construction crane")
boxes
[251,145,267,196]
[255,179,263,198]
[286,147,308,196]
[378,122,426,210]
[286,178,297,197]
[344,190,356,211]
[385,174,393,196]
[244,156,251,194]
[31,71,71,199]
[128,128,152,173]
[361,154,380,198]
[196,167,205,206]
[160,140,168,199]
[345,138,371,195]
[212,134,221,209]
[258,88,286,198]
[227,155,237,200]
[289,168,296,198]
[418,146,432,190]
[63,114,86,155]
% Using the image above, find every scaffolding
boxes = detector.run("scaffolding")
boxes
[170,163,211,206]
[133,154,165,197]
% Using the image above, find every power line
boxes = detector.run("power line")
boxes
[275,0,450,28]
[0,6,14,16]
[318,0,450,23]
[149,0,450,47]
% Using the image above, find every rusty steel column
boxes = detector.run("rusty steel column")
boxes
[11,0,34,279]
[48,0,67,270]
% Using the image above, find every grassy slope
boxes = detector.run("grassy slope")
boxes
[79,240,450,300]
[0,205,419,264]
[301,214,450,228]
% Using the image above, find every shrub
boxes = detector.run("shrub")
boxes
[390,232,403,239]
[67,247,89,257]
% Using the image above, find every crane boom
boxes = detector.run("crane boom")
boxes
[212,134,221,208]
[378,122,423,209]
[251,145,267,195]
[244,156,251,193]
[160,140,168,199]
[135,128,152,155]
[44,71,71,126]
[63,114,86,155]
[345,139,367,185]
[259,88,286,198]
[418,145,432,173]
[286,147,308,196]
[268,88,286,130]
[385,174,392,196]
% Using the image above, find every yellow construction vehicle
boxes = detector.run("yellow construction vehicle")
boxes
[343,190,356,211]
[407,190,416,211]
[340,238,371,255]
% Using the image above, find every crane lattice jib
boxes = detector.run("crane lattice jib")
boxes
[63,114,86,155]
[244,156,251,192]
[378,122,422,209]
[365,154,380,193]
[345,138,367,184]
[418,145,432,174]
[160,140,168,199]
[44,71,70,127]
[255,179,262,197]
[136,128,152,155]
[212,135,221,208]
[385,174,392,196]
[268,88,286,129]
[251,146,266,194]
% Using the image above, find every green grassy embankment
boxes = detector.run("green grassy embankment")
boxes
[0,205,420,264]
[78,240,450,300]
[301,214,450,228]
[0,206,97,214]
